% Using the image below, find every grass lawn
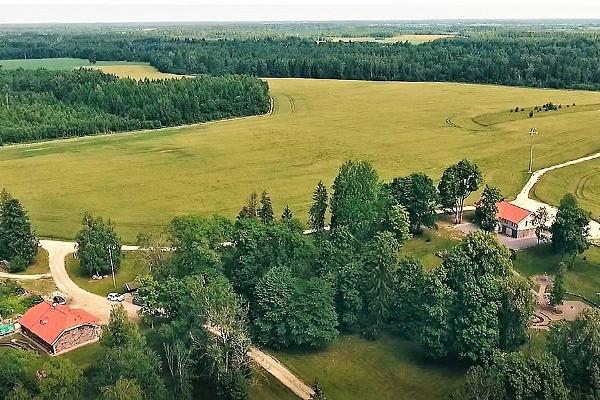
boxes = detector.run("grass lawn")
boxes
[251,371,298,400]
[21,247,49,275]
[19,277,57,295]
[400,226,461,270]
[2,79,600,241]
[65,251,146,296]
[514,244,600,301]
[273,334,465,400]
[533,157,600,219]
[61,341,103,370]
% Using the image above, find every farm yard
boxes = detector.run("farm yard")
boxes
[0,78,599,240]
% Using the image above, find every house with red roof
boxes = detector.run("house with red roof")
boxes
[19,301,99,355]
[496,200,535,238]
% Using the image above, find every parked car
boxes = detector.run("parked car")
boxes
[53,295,66,305]
[107,293,125,302]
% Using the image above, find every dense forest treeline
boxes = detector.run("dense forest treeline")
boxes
[0,69,270,143]
[1,32,600,90]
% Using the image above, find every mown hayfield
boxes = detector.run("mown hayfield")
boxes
[88,63,192,80]
[1,79,600,241]
[534,158,600,219]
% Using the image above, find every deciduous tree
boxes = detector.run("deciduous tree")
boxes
[551,193,590,265]
[75,213,122,277]
[548,308,600,399]
[474,185,503,232]
[532,206,549,244]
[438,159,483,224]
[330,160,382,242]
[389,173,438,233]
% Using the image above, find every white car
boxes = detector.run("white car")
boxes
[107,293,125,302]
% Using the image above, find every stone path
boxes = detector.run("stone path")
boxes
[530,275,591,330]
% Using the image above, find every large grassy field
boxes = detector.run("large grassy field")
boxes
[0,58,184,80]
[533,157,600,220]
[1,79,600,241]
[274,334,465,400]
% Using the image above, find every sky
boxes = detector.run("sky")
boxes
[0,0,599,24]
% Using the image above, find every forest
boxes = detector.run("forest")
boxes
[0,69,270,143]
[1,31,600,90]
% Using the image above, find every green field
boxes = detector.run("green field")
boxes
[533,158,600,220]
[2,79,600,241]
[274,334,464,400]
[65,251,147,296]
[0,58,131,70]
[0,58,182,80]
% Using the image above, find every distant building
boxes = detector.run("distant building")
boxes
[496,200,535,238]
[19,301,99,355]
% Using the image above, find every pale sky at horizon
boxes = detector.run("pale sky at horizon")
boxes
[0,0,599,24]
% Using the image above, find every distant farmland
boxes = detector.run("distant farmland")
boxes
[324,34,456,44]
[0,58,185,79]
[0,78,599,241]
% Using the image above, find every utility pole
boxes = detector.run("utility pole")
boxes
[108,245,116,289]
[528,128,538,174]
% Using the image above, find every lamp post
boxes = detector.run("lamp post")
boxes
[528,128,538,174]
[108,245,116,289]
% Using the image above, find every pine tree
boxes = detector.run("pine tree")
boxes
[237,192,259,220]
[258,191,274,224]
[550,263,567,307]
[0,190,38,271]
[281,205,293,221]
[309,181,328,232]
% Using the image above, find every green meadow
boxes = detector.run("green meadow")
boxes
[1,78,600,241]
[0,58,180,79]
[534,157,600,220]
[0,57,132,70]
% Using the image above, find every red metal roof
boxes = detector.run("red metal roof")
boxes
[19,301,98,345]
[496,201,530,224]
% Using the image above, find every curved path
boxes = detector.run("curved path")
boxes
[512,151,600,240]
[33,239,313,400]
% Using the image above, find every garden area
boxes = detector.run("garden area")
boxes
[514,244,600,302]
[65,251,147,297]
[0,280,43,320]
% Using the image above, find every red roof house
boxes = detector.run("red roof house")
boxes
[19,301,99,355]
[496,201,535,238]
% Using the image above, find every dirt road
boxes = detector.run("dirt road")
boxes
[36,239,313,399]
